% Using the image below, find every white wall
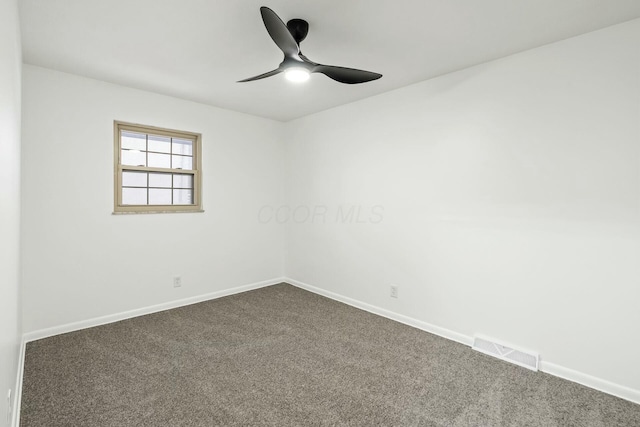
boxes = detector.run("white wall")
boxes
[0,0,21,419]
[285,19,640,394]
[21,65,285,333]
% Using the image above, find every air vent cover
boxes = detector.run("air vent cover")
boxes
[472,336,539,371]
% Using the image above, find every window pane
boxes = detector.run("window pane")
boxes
[122,188,147,205]
[173,174,193,189]
[172,155,193,170]
[173,189,193,205]
[148,134,171,153]
[122,171,147,187]
[149,188,172,205]
[148,152,171,168]
[172,138,193,156]
[121,149,146,166]
[121,131,146,151]
[149,173,172,188]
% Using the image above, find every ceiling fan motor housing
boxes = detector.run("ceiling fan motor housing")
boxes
[286,19,309,44]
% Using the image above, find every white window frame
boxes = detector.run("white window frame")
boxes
[113,121,203,214]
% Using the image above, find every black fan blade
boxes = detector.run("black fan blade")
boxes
[238,69,282,83]
[260,6,299,57]
[313,65,382,84]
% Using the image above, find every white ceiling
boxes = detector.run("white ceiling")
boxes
[19,0,640,122]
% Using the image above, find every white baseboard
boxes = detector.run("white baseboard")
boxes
[22,277,286,343]
[284,277,640,406]
[540,361,640,405]
[12,337,25,427]
[285,277,472,346]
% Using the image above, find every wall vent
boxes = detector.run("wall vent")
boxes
[472,336,539,371]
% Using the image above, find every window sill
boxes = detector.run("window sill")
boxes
[112,209,205,215]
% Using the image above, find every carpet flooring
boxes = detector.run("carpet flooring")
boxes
[21,283,640,426]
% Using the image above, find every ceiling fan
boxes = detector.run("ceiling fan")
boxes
[239,6,382,85]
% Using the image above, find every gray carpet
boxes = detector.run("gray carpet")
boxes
[21,283,640,426]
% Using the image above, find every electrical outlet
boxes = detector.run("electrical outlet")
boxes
[6,389,11,427]
[390,285,398,298]
[173,276,182,288]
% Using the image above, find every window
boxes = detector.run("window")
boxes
[114,121,202,213]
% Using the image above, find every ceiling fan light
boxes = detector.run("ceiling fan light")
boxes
[284,67,310,83]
